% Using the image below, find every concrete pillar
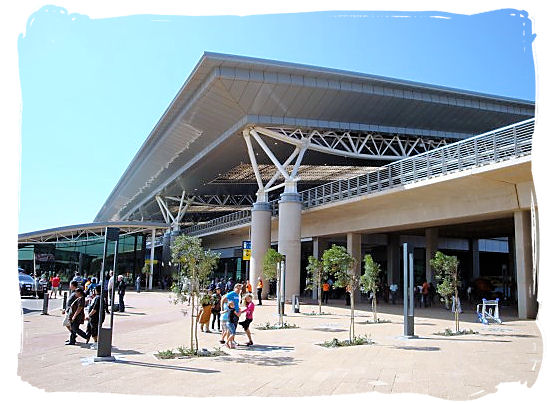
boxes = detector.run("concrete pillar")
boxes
[471,239,480,280]
[425,228,439,283]
[149,229,156,290]
[514,210,537,319]
[312,237,329,300]
[387,234,400,285]
[278,192,302,300]
[250,202,271,299]
[347,232,362,301]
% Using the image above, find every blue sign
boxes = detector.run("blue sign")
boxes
[242,240,251,249]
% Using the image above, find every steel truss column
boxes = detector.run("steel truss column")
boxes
[242,127,310,300]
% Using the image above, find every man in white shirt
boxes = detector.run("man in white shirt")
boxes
[107,270,115,308]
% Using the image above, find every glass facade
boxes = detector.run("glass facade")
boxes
[18,233,146,285]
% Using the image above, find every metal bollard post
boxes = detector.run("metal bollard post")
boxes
[41,290,49,315]
[62,292,68,310]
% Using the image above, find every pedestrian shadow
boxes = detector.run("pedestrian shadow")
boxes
[215,354,298,366]
[311,327,347,333]
[393,346,441,351]
[243,344,294,352]
[116,359,219,373]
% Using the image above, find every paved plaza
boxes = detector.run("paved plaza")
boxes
[18,291,541,399]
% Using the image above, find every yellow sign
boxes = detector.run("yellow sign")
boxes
[243,249,251,261]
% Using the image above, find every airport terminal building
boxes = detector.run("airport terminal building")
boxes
[18,53,538,319]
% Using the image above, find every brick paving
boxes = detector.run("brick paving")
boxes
[17,291,542,399]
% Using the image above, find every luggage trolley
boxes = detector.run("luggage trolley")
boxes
[476,298,502,324]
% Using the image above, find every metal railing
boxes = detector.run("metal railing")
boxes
[301,118,533,208]
[184,118,534,236]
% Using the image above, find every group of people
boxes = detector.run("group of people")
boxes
[62,271,127,346]
[197,282,257,349]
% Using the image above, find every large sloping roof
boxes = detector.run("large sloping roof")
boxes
[95,52,534,223]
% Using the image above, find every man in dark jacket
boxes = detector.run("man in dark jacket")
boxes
[117,275,127,312]
[67,288,87,345]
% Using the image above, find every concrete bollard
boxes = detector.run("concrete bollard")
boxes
[41,291,49,315]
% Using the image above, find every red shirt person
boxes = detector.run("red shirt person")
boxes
[50,274,61,299]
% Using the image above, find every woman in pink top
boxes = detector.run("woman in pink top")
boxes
[238,293,255,346]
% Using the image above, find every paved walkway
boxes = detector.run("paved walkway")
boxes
[18,291,541,399]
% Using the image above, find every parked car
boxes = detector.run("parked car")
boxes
[18,273,45,298]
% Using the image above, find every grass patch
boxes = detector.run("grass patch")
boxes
[155,346,228,359]
[302,311,332,316]
[255,321,299,330]
[319,335,374,348]
[433,328,479,337]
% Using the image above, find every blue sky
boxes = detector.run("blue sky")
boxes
[17,6,535,233]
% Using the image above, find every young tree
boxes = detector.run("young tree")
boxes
[323,245,358,341]
[361,254,381,322]
[171,234,219,353]
[430,251,461,332]
[306,256,329,314]
[263,248,285,326]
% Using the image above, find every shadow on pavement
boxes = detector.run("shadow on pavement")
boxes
[420,336,511,343]
[111,347,142,355]
[243,344,294,352]
[311,327,347,333]
[215,354,298,366]
[116,359,220,373]
[393,346,441,351]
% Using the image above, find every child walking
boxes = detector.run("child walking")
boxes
[239,293,255,346]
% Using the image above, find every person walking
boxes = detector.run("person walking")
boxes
[422,280,430,308]
[239,293,255,346]
[322,281,330,304]
[197,293,213,333]
[389,283,398,304]
[66,288,88,345]
[256,277,263,305]
[117,275,126,312]
[107,270,115,307]
[85,285,105,347]
[50,273,60,299]
[219,299,230,345]
[225,301,239,349]
[62,281,79,334]
[211,287,222,332]
[135,275,141,293]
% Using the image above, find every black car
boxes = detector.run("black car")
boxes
[19,274,45,298]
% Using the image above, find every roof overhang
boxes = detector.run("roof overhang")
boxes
[95,52,534,223]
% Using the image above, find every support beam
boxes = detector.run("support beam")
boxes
[250,202,272,300]
[387,234,400,286]
[425,228,439,283]
[347,232,362,302]
[149,229,156,290]
[514,210,537,319]
[471,238,480,280]
[278,192,302,300]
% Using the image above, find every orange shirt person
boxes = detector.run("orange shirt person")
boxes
[322,282,330,304]
[256,277,264,305]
